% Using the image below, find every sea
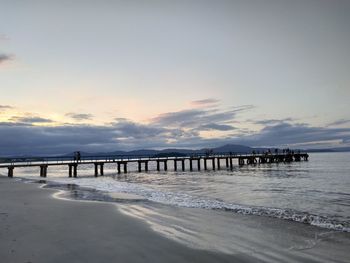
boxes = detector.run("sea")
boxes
[5,152,350,256]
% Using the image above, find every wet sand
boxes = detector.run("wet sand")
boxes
[119,203,350,262]
[0,177,244,263]
[1,177,350,263]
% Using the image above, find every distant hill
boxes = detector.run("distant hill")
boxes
[305,147,350,153]
[62,144,256,158]
[57,144,350,158]
[5,144,349,159]
[211,144,253,153]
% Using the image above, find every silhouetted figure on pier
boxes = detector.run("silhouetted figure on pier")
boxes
[74,151,81,162]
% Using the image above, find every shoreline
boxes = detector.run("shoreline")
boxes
[24,174,350,233]
[0,177,238,263]
[1,177,350,262]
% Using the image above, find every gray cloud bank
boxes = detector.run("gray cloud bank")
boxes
[65,113,94,121]
[0,54,12,65]
[0,112,349,155]
[0,105,13,109]
[191,98,220,106]
[9,116,53,124]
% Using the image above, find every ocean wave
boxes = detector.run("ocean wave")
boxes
[35,177,350,233]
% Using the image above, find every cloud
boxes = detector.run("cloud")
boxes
[231,105,255,112]
[0,34,10,41]
[0,54,13,65]
[0,102,349,155]
[198,123,236,131]
[9,116,53,124]
[232,122,350,148]
[191,98,220,107]
[151,109,204,127]
[0,119,349,155]
[0,123,118,155]
[327,119,350,127]
[0,105,13,110]
[151,107,245,128]
[252,118,294,125]
[113,118,168,139]
[66,113,94,121]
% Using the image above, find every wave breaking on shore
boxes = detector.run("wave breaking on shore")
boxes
[24,176,350,233]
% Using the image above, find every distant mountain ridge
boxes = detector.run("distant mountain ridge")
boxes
[63,144,298,158]
[4,144,349,158]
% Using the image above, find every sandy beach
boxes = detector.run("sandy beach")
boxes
[0,177,241,263]
[1,176,350,263]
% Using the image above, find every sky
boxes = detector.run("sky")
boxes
[0,0,350,155]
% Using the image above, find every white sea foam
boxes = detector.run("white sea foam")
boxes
[42,176,350,233]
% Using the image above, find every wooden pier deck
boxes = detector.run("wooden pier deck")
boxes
[0,152,309,178]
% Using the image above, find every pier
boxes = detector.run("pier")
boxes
[0,152,309,178]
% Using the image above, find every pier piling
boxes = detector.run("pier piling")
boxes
[217,158,221,170]
[100,163,104,175]
[8,166,14,178]
[68,164,72,177]
[94,163,98,177]
[40,165,47,177]
[73,164,77,178]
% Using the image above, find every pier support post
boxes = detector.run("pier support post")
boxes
[68,164,72,177]
[117,163,121,174]
[217,158,221,170]
[138,161,142,172]
[8,166,14,178]
[181,160,185,171]
[212,158,216,170]
[100,163,104,176]
[189,159,193,171]
[174,160,177,171]
[123,163,127,173]
[204,159,207,170]
[226,158,229,168]
[145,161,148,172]
[156,161,160,171]
[229,158,233,169]
[94,163,98,177]
[73,164,77,178]
[197,159,201,170]
[40,165,47,177]
[164,161,168,171]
